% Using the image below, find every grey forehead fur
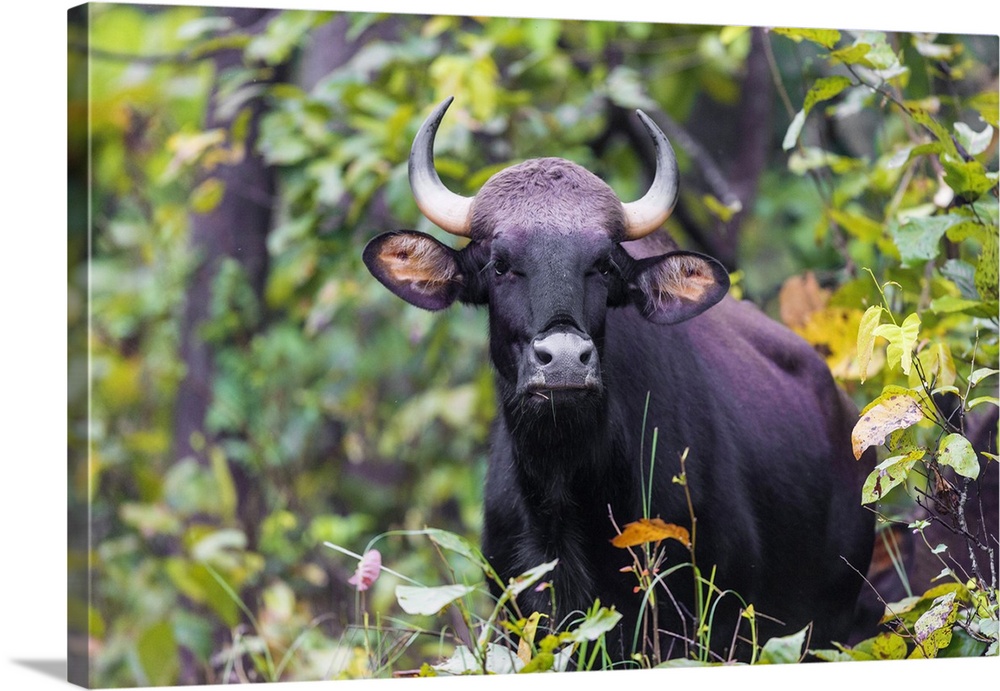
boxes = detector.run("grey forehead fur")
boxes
[468,158,627,241]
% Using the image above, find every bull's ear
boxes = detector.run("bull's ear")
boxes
[629,251,729,325]
[363,231,464,310]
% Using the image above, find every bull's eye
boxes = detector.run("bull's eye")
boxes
[594,258,612,276]
[493,259,510,276]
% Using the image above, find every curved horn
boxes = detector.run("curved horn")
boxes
[621,110,679,241]
[408,97,474,237]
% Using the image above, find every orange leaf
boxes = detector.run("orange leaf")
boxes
[611,518,691,549]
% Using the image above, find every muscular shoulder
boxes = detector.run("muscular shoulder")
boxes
[702,297,830,378]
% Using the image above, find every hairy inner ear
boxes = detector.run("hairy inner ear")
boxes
[642,254,718,303]
[378,233,458,287]
[363,231,463,310]
[631,251,729,325]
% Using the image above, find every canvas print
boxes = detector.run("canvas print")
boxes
[67,2,999,687]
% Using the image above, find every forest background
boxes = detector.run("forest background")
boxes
[5,1,995,691]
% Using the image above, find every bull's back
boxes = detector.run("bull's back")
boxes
[604,296,874,646]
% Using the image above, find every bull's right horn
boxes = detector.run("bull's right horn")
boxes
[408,97,474,237]
[621,110,679,241]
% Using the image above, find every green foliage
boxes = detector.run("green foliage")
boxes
[75,5,998,685]
[772,27,998,661]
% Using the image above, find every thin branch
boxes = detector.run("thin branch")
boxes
[69,39,239,65]
[762,31,853,273]
[68,11,276,66]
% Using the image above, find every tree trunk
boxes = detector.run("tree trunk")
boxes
[173,8,278,466]
[171,8,280,684]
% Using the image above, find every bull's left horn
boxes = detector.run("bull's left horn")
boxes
[621,110,679,241]
[409,97,474,237]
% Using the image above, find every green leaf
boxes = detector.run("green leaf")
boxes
[803,76,853,114]
[890,215,963,266]
[395,583,476,616]
[771,27,841,49]
[702,194,742,222]
[861,35,905,72]
[929,295,985,315]
[177,15,234,40]
[883,582,968,628]
[942,158,996,201]
[831,208,883,242]
[811,647,861,662]
[940,259,980,300]
[968,396,1000,410]
[258,111,313,165]
[886,141,946,169]
[208,446,238,522]
[245,10,324,65]
[424,528,494,577]
[945,220,992,244]
[975,230,998,301]
[758,626,808,664]
[606,65,658,110]
[969,368,999,386]
[937,434,979,480]
[911,592,958,658]
[524,18,561,54]
[719,26,750,45]
[190,178,225,214]
[937,627,990,658]
[861,450,925,504]
[857,305,882,384]
[190,528,247,569]
[888,426,920,454]
[120,502,183,536]
[307,159,346,206]
[873,312,921,376]
[869,632,909,660]
[137,621,180,686]
[788,147,860,175]
[911,109,959,158]
[164,561,240,627]
[565,606,623,643]
[829,43,876,68]
[520,651,555,673]
[969,90,999,128]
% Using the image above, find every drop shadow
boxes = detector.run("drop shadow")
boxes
[11,659,67,682]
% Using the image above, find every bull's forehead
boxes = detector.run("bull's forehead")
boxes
[469,158,626,241]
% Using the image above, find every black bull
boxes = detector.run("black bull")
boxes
[363,98,876,660]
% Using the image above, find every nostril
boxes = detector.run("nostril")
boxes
[534,343,553,365]
[579,345,593,365]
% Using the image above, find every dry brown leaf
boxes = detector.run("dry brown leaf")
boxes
[779,272,830,329]
[611,518,691,549]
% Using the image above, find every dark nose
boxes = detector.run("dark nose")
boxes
[530,332,597,386]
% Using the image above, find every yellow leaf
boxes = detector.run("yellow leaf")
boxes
[873,313,921,376]
[517,612,542,665]
[792,306,877,380]
[852,393,924,459]
[611,518,690,549]
[857,305,883,383]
